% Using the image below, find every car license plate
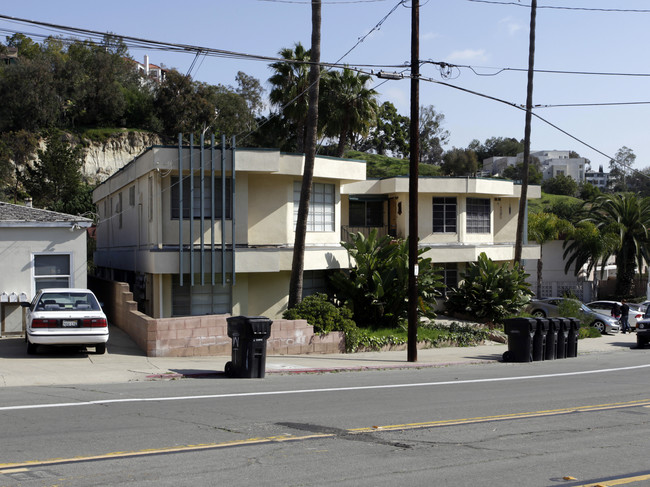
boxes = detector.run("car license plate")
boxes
[62,320,79,327]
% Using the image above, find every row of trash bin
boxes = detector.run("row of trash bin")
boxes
[502,317,580,363]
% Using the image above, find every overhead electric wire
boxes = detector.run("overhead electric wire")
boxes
[467,0,650,13]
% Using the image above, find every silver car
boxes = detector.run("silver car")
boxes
[526,297,620,334]
[586,300,643,329]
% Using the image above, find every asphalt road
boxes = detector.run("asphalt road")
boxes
[1,350,650,486]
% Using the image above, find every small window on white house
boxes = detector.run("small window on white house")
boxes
[34,254,71,291]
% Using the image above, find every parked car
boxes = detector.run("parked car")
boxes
[586,301,643,329]
[526,297,620,334]
[22,288,108,355]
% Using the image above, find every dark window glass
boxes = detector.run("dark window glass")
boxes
[433,197,457,233]
[171,176,232,220]
[466,197,490,234]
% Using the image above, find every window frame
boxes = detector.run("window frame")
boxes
[432,197,457,233]
[466,197,491,234]
[293,181,335,232]
[33,253,72,292]
[171,175,232,220]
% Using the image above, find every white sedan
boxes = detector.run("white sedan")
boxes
[23,288,109,355]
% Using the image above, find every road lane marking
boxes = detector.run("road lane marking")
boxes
[1,364,650,412]
[1,398,649,470]
[571,473,650,486]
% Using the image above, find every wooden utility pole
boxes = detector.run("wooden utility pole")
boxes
[407,0,419,362]
[288,0,321,308]
[514,0,537,265]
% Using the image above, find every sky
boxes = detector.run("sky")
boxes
[1,0,649,172]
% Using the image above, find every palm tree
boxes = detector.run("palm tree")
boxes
[580,193,650,296]
[528,212,573,297]
[563,221,618,300]
[268,43,312,153]
[320,68,378,157]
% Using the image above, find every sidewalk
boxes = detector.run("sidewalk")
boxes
[0,326,641,387]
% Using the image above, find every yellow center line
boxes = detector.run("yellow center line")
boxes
[1,398,648,471]
[572,473,650,486]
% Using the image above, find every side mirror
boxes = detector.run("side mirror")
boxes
[20,302,31,308]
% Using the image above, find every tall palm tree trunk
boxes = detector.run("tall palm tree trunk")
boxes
[289,1,321,308]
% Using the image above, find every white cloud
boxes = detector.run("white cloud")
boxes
[499,16,523,36]
[446,49,488,63]
[421,31,441,41]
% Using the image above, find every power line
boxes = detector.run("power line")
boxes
[467,0,650,13]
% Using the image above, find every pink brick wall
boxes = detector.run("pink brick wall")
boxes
[89,277,345,357]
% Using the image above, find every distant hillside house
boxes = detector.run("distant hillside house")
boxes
[482,150,589,183]
[130,54,167,83]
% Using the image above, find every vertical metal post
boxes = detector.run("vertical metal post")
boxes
[221,134,226,287]
[407,0,419,363]
[190,134,194,286]
[231,136,236,285]
[200,133,205,286]
[178,133,184,286]
[211,134,216,286]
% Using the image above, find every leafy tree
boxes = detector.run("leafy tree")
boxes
[541,173,578,196]
[467,136,524,163]
[22,131,93,215]
[547,198,583,223]
[354,101,409,157]
[501,159,542,184]
[626,167,650,198]
[235,71,265,117]
[581,193,650,296]
[320,67,378,157]
[528,212,573,297]
[607,146,636,192]
[330,230,443,329]
[441,148,478,176]
[5,33,41,60]
[0,130,38,203]
[446,253,533,325]
[268,43,313,153]
[419,105,449,164]
[578,181,601,201]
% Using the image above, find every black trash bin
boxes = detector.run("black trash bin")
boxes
[503,318,536,362]
[545,318,559,360]
[225,316,273,378]
[554,317,570,359]
[566,317,581,358]
[533,318,549,361]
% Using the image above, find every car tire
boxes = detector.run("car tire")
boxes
[532,310,546,318]
[591,320,606,334]
[27,341,38,355]
[95,343,106,354]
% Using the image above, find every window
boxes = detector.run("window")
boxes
[293,182,335,232]
[466,198,490,233]
[441,263,458,296]
[302,270,329,298]
[34,254,70,291]
[432,197,457,233]
[171,176,232,219]
[349,200,383,227]
[129,186,136,207]
[172,275,231,316]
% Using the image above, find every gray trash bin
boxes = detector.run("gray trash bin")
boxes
[503,318,536,362]
[225,316,273,378]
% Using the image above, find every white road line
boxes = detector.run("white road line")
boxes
[1,364,649,412]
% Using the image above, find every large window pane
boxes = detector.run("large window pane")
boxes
[466,198,490,234]
[294,182,335,232]
[34,254,70,290]
[171,176,231,219]
[172,275,231,316]
[432,197,457,233]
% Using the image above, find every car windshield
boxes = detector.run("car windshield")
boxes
[35,292,101,311]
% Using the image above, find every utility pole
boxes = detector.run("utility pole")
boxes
[407,0,419,363]
[514,0,537,265]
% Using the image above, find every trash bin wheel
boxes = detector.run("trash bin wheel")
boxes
[225,361,234,377]
[502,350,512,362]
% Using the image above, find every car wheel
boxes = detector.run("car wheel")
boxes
[591,320,606,334]
[532,310,546,318]
[27,341,38,355]
[95,343,106,354]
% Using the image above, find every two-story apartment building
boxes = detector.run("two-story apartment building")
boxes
[341,177,541,290]
[92,142,365,321]
[92,142,541,321]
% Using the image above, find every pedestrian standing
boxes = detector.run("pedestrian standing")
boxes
[620,300,630,334]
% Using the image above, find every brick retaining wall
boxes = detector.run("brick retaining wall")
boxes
[88,276,345,357]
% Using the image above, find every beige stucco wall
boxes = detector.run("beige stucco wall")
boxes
[0,226,87,300]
